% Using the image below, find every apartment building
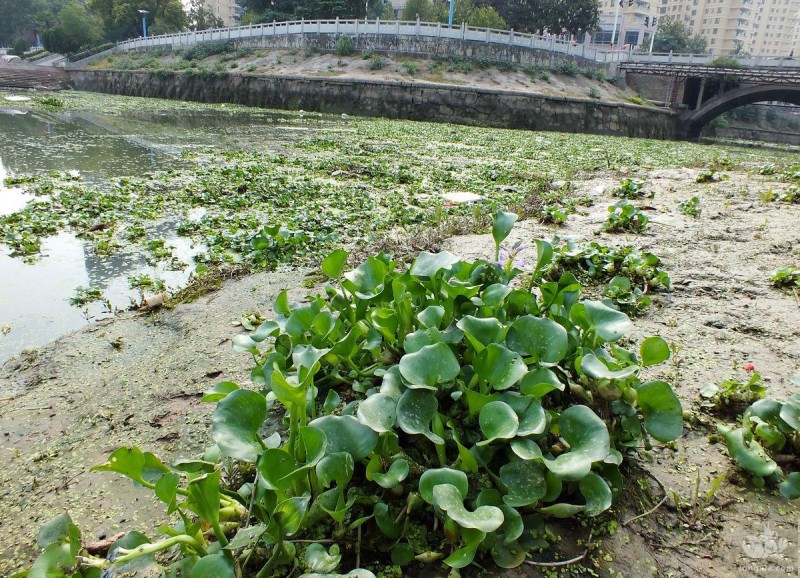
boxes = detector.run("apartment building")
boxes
[204,0,243,27]
[655,0,800,55]
[596,0,800,54]
[595,0,661,48]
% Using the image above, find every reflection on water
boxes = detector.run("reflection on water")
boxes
[1,103,322,363]
[0,101,345,363]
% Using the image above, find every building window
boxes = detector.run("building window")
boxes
[624,30,640,44]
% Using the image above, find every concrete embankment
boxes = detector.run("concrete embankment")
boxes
[68,69,677,139]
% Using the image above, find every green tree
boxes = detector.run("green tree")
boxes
[401,0,435,20]
[187,0,223,30]
[402,0,507,28]
[0,0,32,46]
[12,38,30,55]
[652,16,707,54]
[469,6,506,28]
[479,0,597,34]
[59,0,102,51]
[88,0,186,40]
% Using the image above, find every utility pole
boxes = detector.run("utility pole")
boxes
[448,0,455,27]
[649,17,658,53]
[610,0,621,47]
[138,9,149,38]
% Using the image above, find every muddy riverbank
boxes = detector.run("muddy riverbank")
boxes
[2,164,799,576]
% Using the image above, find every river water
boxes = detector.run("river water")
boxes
[0,98,332,363]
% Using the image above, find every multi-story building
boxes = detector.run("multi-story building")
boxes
[651,0,800,55]
[595,0,662,48]
[596,0,800,54]
[204,0,242,27]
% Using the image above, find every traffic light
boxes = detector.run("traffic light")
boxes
[618,0,623,6]
[628,0,634,6]
[652,17,658,26]
[644,16,650,27]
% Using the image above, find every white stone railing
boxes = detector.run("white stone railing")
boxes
[73,19,799,69]
[107,19,626,64]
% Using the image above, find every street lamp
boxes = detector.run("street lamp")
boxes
[138,9,149,38]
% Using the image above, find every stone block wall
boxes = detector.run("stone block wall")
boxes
[68,69,677,139]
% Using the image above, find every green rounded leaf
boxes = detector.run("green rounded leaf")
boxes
[305,543,342,574]
[580,354,638,380]
[499,460,547,507]
[539,503,585,518]
[258,449,301,491]
[492,210,518,247]
[478,401,519,445]
[396,389,442,443]
[443,527,486,569]
[417,305,445,329]
[410,251,460,278]
[474,344,528,391]
[419,468,469,504]
[374,502,402,539]
[322,250,349,279]
[779,394,800,431]
[399,343,460,388]
[308,415,378,460]
[273,496,310,536]
[432,484,504,532]
[391,543,415,566]
[491,539,527,569]
[543,405,610,481]
[584,300,633,342]
[520,367,565,399]
[510,438,543,461]
[779,472,800,500]
[719,425,778,478]
[343,256,388,299]
[505,316,568,365]
[201,381,240,403]
[579,473,612,517]
[371,459,410,489]
[357,393,397,433]
[640,336,671,367]
[317,452,355,489]
[211,389,267,462]
[637,380,683,442]
[456,316,506,352]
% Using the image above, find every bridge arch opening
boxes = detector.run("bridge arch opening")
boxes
[680,85,800,140]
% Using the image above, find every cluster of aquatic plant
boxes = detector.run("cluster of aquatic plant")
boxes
[695,168,726,184]
[611,179,652,200]
[546,238,671,293]
[717,375,800,500]
[68,285,105,307]
[603,200,649,233]
[19,213,684,576]
[770,266,800,288]
[676,196,702,217]
[601,276,652,316]
[700,370,767,413]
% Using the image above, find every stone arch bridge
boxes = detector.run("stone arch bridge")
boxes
[619,61,800,140]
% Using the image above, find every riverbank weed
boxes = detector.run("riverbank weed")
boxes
[677,196,702,217]
[717,377,800,499]
[611,179,652,200]
[603,200,649,233]
[770,266,800,288]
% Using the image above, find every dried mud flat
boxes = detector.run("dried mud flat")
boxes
[1,166,799,576]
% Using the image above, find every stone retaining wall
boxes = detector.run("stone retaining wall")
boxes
[68,69,677,139]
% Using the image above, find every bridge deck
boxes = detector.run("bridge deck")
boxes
[620,62,800,84]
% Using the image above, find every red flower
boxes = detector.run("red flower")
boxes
[744,363,755,372]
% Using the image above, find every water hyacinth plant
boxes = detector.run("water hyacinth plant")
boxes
[19,213,684,577]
